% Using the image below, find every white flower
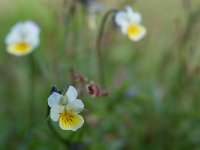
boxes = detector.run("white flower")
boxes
[48,86,84,131]
[114,6,146,41]
[5,21,40,56]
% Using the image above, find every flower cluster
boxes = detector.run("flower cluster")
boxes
[114,6,146,41]
[48,86,84,131]
[5,21,40,56]
[87,82,108,97]
[69,68,108,97]
[5,5,147,134]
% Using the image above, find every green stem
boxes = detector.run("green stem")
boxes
[29,54,36,127]
[180,7,200,47]
[47,120,71,149]
[46,97,71,149]
[96,9,117,88]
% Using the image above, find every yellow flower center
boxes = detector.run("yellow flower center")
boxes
[10,43,31,52]
[59,111,81,129]
[127,24,143,36]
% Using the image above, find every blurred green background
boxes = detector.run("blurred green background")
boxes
[0,0,200,149]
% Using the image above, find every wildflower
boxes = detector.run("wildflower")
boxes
[79,0,103,31]
[69,69,108,97]
[5,21,40,56]
[48,86,84,131]
[114,6,146,41]
[87,82,108,97]
[124,86,138,99]
[86,114,99,127]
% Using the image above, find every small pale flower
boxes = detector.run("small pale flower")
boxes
[114,6,146,41]
[86,2,103,31]
[48,86,84,131]
[5,21,40,56]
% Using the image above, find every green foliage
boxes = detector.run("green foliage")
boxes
[0,0,200,149]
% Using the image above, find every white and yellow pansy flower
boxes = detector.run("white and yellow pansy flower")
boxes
[5,21,40,56]
[48,86,84,131]
[114,6,146,41]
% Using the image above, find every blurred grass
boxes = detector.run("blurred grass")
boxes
[0,0,200,149]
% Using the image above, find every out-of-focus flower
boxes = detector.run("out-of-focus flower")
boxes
[48,86,84,131]
[114,6,146,41]
[5,21,40,56]
[87,13,97,31]
[124,86,138,99]
[69,69,108,97]
[69,68,87,86]
[80,0,103,31]
[87,2,103,14]
[87,82,108,97]
[86,114,99,127]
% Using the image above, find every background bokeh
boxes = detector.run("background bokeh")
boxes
[0,0,200,149]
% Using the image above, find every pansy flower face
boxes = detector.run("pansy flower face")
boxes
[48,86,84,131]
[5,21,40,56]
[114,6,146,41]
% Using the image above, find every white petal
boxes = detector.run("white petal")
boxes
[114,11,128,27]
[5,21,40,49]
[23,21,40,47]
[129,12,142,24]
[120,23,129,35]
[125,5,135,15]
[67,99,84,113]
[24,21,40,35]
[65,86,78,101]
[125,6,142,24]
[5,23,23,45]
[50,105,63,121]
[48,92,62,107]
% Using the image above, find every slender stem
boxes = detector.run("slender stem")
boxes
[46,106,71,149]
[29,54,36,127]
[176,7,200,74]
[96,9,117,88]
[158,7,200,80]
[176,7,200,89]
[180,7,200,47]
